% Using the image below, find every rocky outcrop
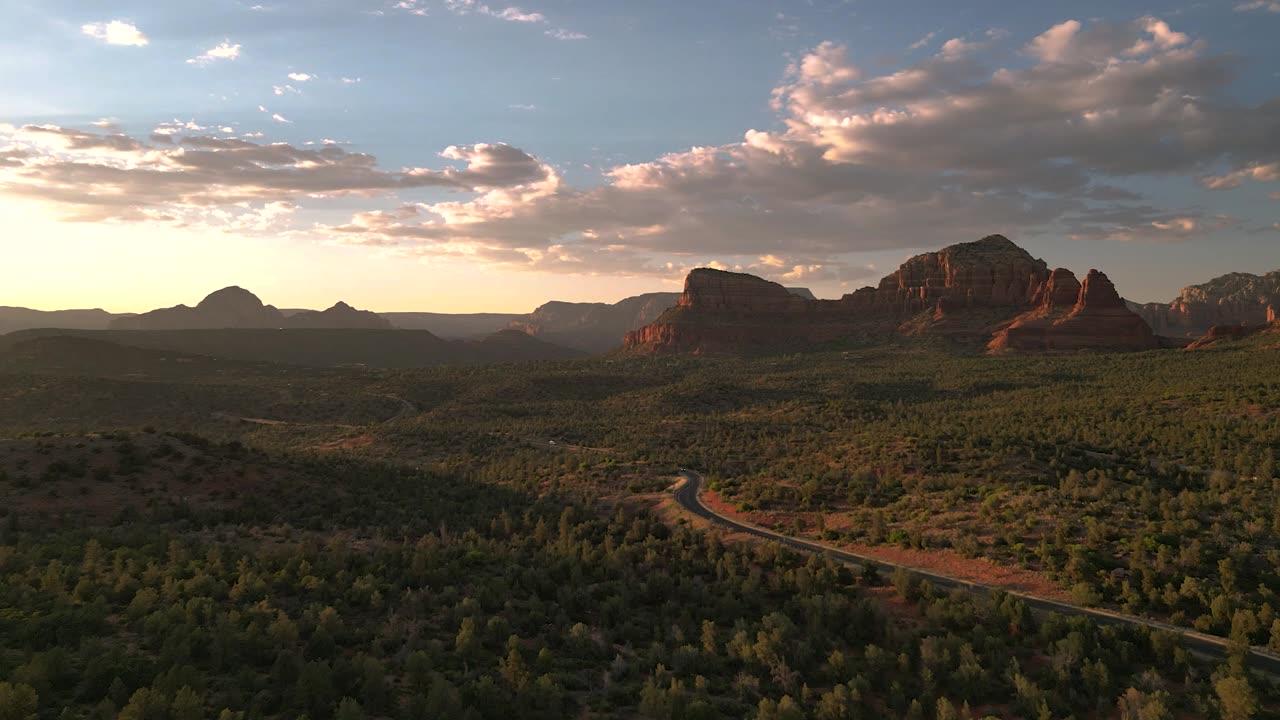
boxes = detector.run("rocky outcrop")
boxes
[1129,271,1280,337]
[110,288,392,331]
[1185,324,1271,350]
[286,302,393,330]
[989,270,1159,353]
[623,272,846,353]
[625,235,1161,354]
[866,235,1050,312]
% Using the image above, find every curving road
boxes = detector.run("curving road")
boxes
[673,469,1280,675]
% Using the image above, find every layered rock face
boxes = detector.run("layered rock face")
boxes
[110,288,393,331]
[1129,271,1280,337]
[625,235,1160,354]
[624,272,842,353]
[858,235,1050,314]
[989,270,1159,353]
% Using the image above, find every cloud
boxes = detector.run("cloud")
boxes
[187,42,241,65]
[271,114,292,124]
[6,17,1279,282]
[545,28,588,40]
[81,21,148,47]
[272,85,300,96]
[393,0,429,15]
[1236,1,1280,12]
[309,16,1278,274]
[491,7,544,22]
[509,104,538,111]
[0,125,551,225]
[444,0,585,39]
[908,31,937,51]
[341,77,362,84]
[287,72,314,82]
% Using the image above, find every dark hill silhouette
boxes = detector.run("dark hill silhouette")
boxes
[0,327,583,368]
[285,301,393,330]
[109,287,395,330]
[0,307,130,335]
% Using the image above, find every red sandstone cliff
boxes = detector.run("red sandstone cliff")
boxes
[625,235,1159,354]
[988,270,1159,353]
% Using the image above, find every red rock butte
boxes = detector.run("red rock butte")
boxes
[624,235,1161,354]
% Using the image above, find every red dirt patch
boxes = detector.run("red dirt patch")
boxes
[701,489,1070,603]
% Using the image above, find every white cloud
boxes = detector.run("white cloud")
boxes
[272,85,300,95]
[444,0,585,38]
[939,37,980,57]
[1026,20,1081,63]
[341,77,362,84]
[187,42,241,65]
[908,31,937,51]
[491,7,544,22]
[271,114,292,124]
[509,104,538,111]
[545,28,587,40]
[287,72,314,82]
[0,126,551,225]
[1236,1,1280,12]
[81,21,148,47]
[393,0,429,15]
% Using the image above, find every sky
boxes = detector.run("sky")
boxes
[1,0,1278,313]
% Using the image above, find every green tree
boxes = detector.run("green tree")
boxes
[119,688,168,720]
[171,687,204,720]
[335,698,365,720]
[1215,676,1257,720]
[0,683,38,720]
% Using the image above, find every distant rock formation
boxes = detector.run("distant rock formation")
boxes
[1129,271,1280,337]
[988,270,1159,353]
[625,235,1160,354]
[111,287,285,330]
[285,302,392,330]
[110,288,392,331]
[0,307,129,335]
[503,287,817,353]
[507,293,680,353]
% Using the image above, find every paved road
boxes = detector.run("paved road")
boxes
[673,469,1280,675]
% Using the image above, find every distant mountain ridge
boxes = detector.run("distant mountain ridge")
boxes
[1128,270,1280,337]
[4,285,817,353]
[0,307,132,335]
[108,287,392,330]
